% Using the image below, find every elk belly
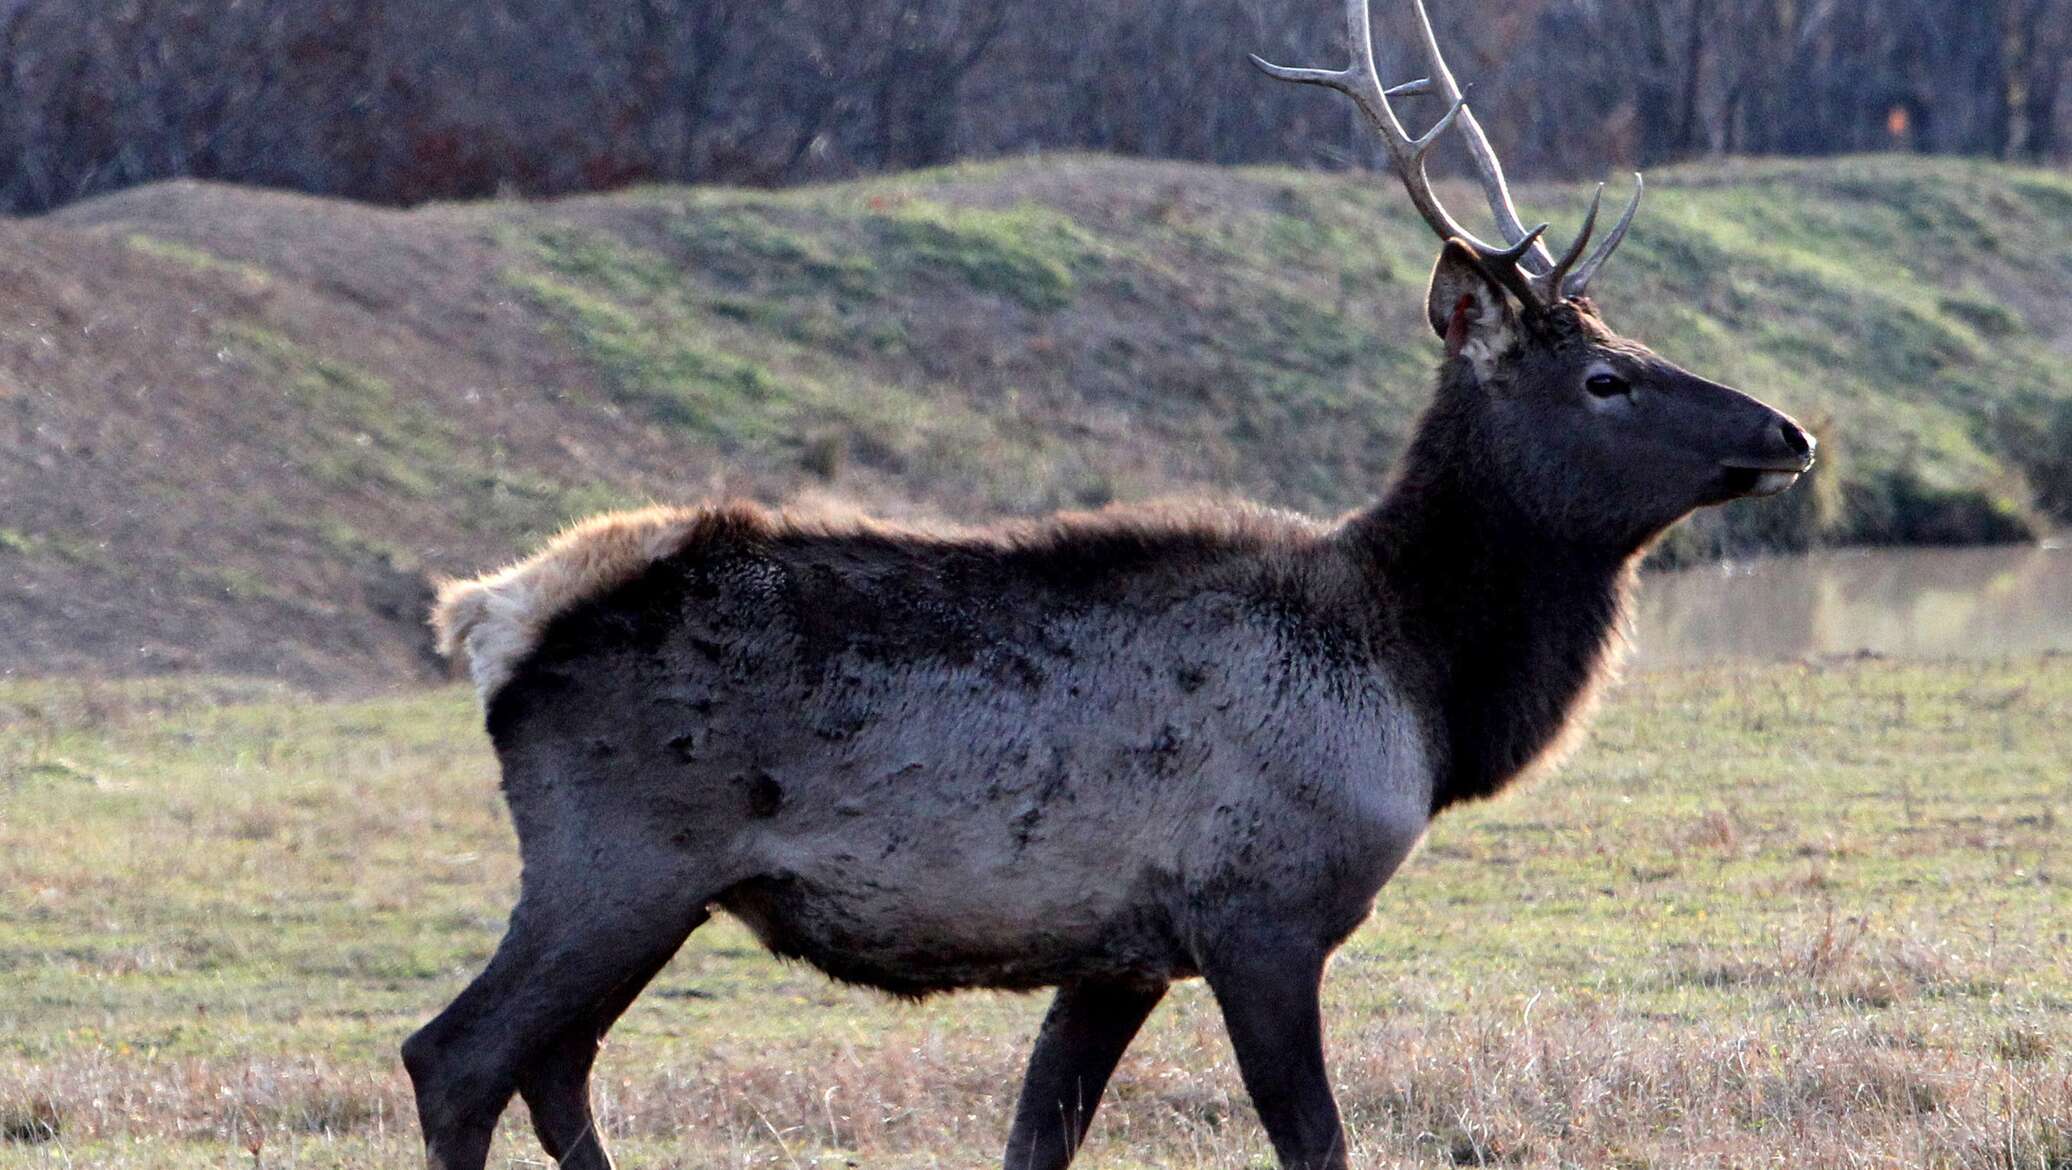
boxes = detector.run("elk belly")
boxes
[714,822,1192,995]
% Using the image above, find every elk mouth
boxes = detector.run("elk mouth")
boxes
[1718,459,1813,499]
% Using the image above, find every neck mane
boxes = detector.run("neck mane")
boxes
[1343,369,1642,814]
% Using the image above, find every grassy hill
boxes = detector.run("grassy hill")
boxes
[3,154,2070,689]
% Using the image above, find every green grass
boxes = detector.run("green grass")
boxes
[481,156,2072,555]
[209,321,645,545]
[123,233,271,288]
[0,529,114,572]
[502,212,1131,512]
[1,656,2064,1167]
[868,199,1096,310]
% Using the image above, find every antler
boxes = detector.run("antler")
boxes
[1250,0,1642,305]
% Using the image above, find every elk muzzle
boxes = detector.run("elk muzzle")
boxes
[1719,414,1816,498]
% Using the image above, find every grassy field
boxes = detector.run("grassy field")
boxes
[1,655,2066,1168]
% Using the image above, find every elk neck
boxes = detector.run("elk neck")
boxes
[1339,368,1640,814]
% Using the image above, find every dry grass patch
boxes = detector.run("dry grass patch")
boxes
[1,656,2065,1167]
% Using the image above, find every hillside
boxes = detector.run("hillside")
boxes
[3,154,2070,690]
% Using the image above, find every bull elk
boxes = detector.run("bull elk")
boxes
[401,1,1816,1167]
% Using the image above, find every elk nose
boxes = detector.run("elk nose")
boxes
[1778,419,1813,458]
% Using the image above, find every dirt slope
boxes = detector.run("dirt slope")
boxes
[3,155,2069,690]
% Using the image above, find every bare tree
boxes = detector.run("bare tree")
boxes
[0,0,2062,215]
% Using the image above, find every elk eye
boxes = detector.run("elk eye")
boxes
[1585,372,1630,398]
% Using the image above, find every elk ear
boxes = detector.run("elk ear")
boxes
[1425,240,1517,367]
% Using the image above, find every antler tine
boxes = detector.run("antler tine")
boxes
[1406,0,1555,276]
[1543,183,1604,299]
[1249,0,1522,270]
[1480,222,1553,309]
[1561,173,1643,298]
[1489,221,1551,262]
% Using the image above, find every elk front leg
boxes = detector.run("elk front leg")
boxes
[1002,978,1168,1170]
[1203,938,1346,1170]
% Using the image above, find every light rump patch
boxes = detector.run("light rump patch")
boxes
[432,505,713,701]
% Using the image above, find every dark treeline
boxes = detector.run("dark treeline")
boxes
[2,0,2065,214]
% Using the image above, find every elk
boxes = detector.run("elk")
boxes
[401,2,1815,1167]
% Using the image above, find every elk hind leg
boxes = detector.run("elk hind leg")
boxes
[1003,978,1168,1170]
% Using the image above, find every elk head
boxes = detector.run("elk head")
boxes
[1254,0,1815,551]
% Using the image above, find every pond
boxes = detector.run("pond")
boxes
[1628,543,2072,668]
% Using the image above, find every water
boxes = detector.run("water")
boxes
[1629,543,2072,668]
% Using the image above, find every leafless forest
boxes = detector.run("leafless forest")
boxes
[1,0,2066,214]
